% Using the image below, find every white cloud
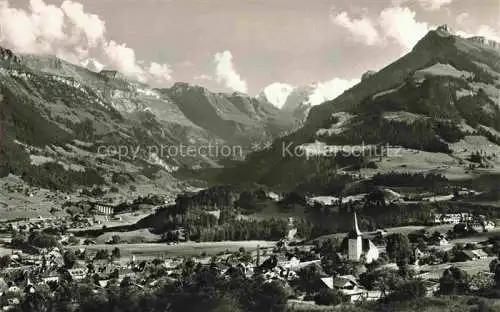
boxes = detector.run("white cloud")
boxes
[0,0,173,85]
[30,0,66,42]
[456,24,500,43]
[331,6,430,52]
[194,74,213,81]
[476,25,500,43]
[262,82,295,108]
[417,0,453,11]
[379,6,430,51]
[214,50,247,93]
[0,0,64,54]
[455,12,469,24]
[148,62,173,83]
[261,78,359,108]
[61,0,105,47]
[307,78,359,106]
[103,40,145,81]
[332,12,381,45]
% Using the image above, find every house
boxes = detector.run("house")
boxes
[46,249,64,267]
[375,229,388,237]
[267,192,281,202]
[433,214,442,224]
[340,212,379,263]
[430,234,449,246]
[41,269,60,283]
[320,275,368,303]
[0,278,8,295]
[483,220,496,231]
[307,196,338,206]
[288,259,322,272]
[205,210,221,220]
[456,249,488,262]
[68,268,88,280]
[413,248,425,265]
[277,256,300,270]
[90,202,115,216]
[470,249,488,259]
[433,213,463,224]
[422,280,440,297]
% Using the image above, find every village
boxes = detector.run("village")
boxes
[0,183,499,311]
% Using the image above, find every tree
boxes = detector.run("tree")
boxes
[67,236,80,245]
[0,255,11,269]
[470,272,495,290]
[495,262,500,289]
[252,280,288,312]
[109,269,119,279]
[385,279,427,302]
[94,249,109,260]
[489,258,500,274]
[235,191,258,211]
[359,268,403,298]
[314,288,342,306]
[297,265,323,293]
[439,266,470,295]
[209,295,243,312]
[28,231,58,249]
[110,235,121,245]
[11,231,27,248]
[397,257,414,279]
[385,233,411,261]
[63,250,77,269]
[20,283,52,312]
[111,247,121,259]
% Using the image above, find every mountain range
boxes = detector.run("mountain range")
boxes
[0,48,304,193]
[1,25,500,196]
[213,25,500,192]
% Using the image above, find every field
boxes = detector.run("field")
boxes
[449,228,500,244]
[288,296,500,312]
[0,174,177,221]
[95,228,162,244]
[311,225,428,243]
[0,175,66,220]
[419,257,496,280]
[68,240,276,259]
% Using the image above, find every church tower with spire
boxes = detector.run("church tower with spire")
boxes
[347,212,363,262]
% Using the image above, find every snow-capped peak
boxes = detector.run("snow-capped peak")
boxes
[81,58,105,72]
[259,82,295,108]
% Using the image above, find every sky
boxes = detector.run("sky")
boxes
[0,0,499,104]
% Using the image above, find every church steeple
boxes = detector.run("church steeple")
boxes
[347,211,363,262]
[348,211,362,238]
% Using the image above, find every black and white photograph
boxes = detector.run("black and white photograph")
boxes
[0,0,499,311]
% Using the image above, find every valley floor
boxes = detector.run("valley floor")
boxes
[67,240,276,260]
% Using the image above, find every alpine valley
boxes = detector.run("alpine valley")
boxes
[1,25,500,208]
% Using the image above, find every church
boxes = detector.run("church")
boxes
[340,212,379,264]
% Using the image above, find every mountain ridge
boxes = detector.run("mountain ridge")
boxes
[209,26,500,192]
[0,46,301,193]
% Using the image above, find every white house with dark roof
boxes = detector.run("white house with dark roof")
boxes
[320,275,370,303]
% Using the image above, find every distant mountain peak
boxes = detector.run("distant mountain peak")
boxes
[81,58,105,72]
[436,24,452,34]
[259,82,295,108]
[467,36,500,50]
[0,46,20,64]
